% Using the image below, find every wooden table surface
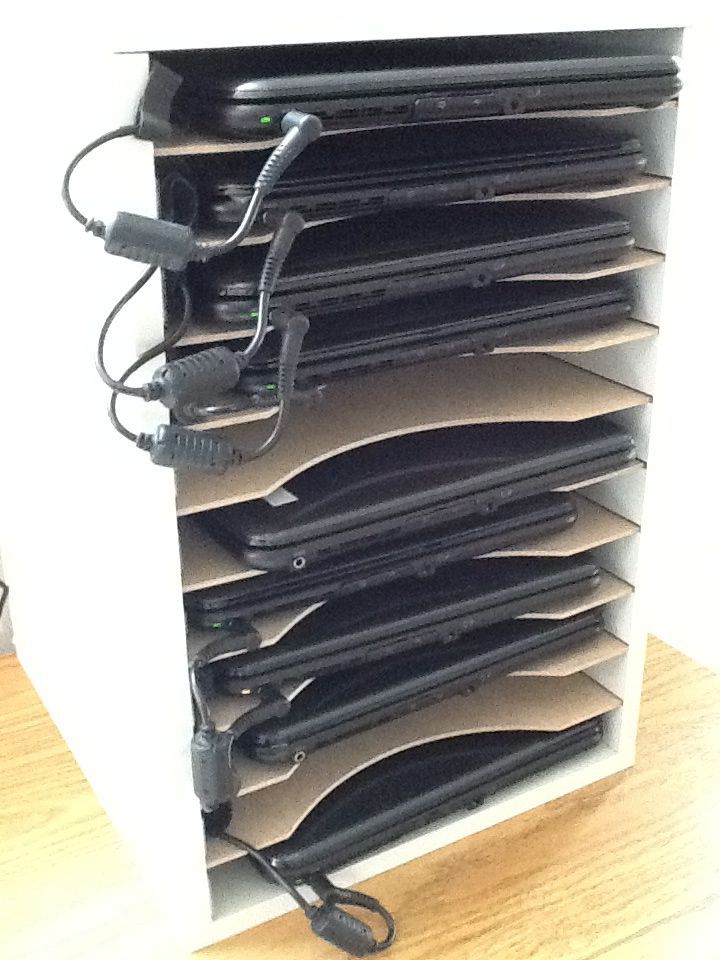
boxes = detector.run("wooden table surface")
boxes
[1,637,719,960]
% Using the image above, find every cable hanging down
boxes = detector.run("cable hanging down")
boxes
[62,105,322,269]
[107,276,193,442]
[220,834,396,957]
[62,62,322,471]
[100,210,307,471]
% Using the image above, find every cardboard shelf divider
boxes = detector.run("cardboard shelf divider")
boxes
[157,102,676,158]
[511,630,627,677]
[176,354,650,516]
[176,314,657,353]
[556,459,644,492]
[180,517,264,593]
[190,407,278,432]
[511,247,663,281]
[175,323,257,348]
[493,318,657,355]
[518,569,632,619]
[180,318,659,427]
[180,495,638,593]
[496,174,668,202]
[488,496,638,558]
[205,672,621,867]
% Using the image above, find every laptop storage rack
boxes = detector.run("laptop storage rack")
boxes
[166,35,669,941]
[4,23,686,954]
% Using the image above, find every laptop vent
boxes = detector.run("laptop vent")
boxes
[311,195,386,220]
[314,103,411,126]
[407,266,470,282]
[296,289,386,313]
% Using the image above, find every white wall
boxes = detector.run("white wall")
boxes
[0,555,11,655]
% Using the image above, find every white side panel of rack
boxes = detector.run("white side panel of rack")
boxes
[0,47,211,939]
[642,25,720,667]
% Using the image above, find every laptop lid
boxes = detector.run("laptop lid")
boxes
[242,613,602,762]
[212,557,601,689]
[193,122,644,216]
[241,279,631,375]
[263,719,603,878]
[198,202,632,302]
[188,494,577,623]
[216,419,633,554]
[167,39,678,134]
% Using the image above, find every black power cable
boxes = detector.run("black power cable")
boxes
[187,605,396,956]
[100,216,306,470]
[241,311,310,461]
[96,266,159,399]
[62,110,321,269]
[62,65,321,469]
[107,277,193,442]
[220,834,395,956]
[61,124,138,237]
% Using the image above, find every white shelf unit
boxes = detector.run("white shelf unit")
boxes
[1,17,706,953]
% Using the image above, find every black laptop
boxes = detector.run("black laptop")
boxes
[183,280,631,416]
[165,37,679,136]
[257,718,604,879]
[197,419,634,576]
[187,493,577,626]
[190,202,633,324]
[189,122,645,229]
[206,557,601,693]
[240,612,603,763]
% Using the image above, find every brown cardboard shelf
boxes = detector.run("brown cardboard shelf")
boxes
[497,174,669,202]
[158,102,676,158]
[174,312,658,355]
[556,459,644,492]
[176,354,650,516]
[493,318,658,355]
[518,570,633,620]
[177,318,659,426]
[180,517,263,592]
[180,495,638,593]
[489,496,638,558]
[189,407,278,431]
[175,323,257,348]
[206,672,620,866]
[511,247,663,281]
[511,630,627,677]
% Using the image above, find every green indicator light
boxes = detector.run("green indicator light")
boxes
[265,383,277,391]
[211,623,223,629]
[260,116,273,124]
[250,311,258,318]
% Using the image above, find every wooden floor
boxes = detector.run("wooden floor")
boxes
[1,637,719,960]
